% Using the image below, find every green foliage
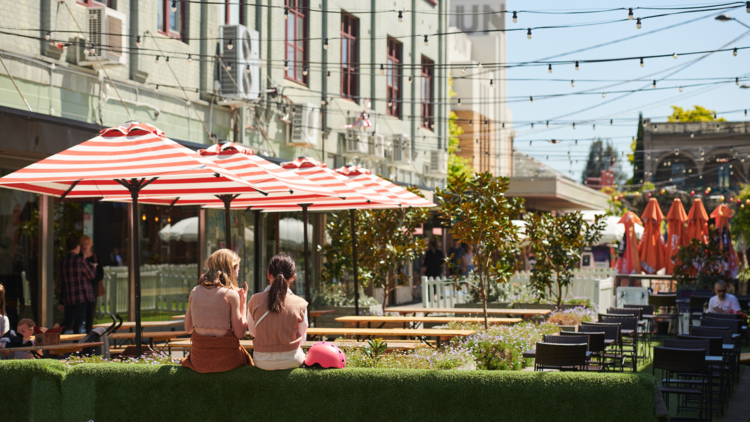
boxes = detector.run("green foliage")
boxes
[581,138,626,186]
[436,172,524,327]
[362,338,388,365]
[525,212,606,307]
[672,226,733,290]
[356,186,430,312]
[667,105,727,122]
[311,284,378,308]
[628,113,645,185]
[343,345,475,370]
[0,359,662,422]
[318,211,353,288]
[731,184,750,243]
[448,111,475,180]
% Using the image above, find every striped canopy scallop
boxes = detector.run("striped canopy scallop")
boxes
[0,122,264,198]
[102,143,338,206]
[335,165,436,208]
[218,157,400,212]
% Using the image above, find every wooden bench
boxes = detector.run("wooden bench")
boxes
[94,320,185,330]
[306,328,475,347]
[335,316,522,329]
[3,342,104,359]
[385,307,551,318]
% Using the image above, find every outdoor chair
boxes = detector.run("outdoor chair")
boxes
[560,331,607,371]
[689,296,712,326]
[703,313,747,344]
[690,326,739,389]
[600,315,640,370]
[649,294,679,335]
[580,322,624,371]
[737,295,749,313]
[653,347,710,422]
[607,307,642,319]
[625,304,656,338]
[533,342,588,372]
[607,307,651,355]
[542,334,589,348]
[667,338,726,415]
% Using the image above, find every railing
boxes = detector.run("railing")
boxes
[422,269,614,310]
[96,264,197,316]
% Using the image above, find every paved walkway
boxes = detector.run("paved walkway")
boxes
[725,367,750,422]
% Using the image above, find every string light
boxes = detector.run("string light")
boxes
[187,54,192,63]
[461,66,466,74]
[136,35,141,47]
[636,17,642,29]
[610,119,613,126]
[326,71,330,79]
[672,52,677,59]
[490,79,494,87]
[155,55,160,64]
[527,28,532,39]
[628,8,634,20]
[323,38,328,50]
[546,121,549,128]
[571,80,575,87]
[640,58,644,67]
[593,124,596,130]
[284,7,289,19]
[284,60,288,71]
[747,1,750,13]
[512,11,518,23]
[652,80,656,88]
[548,64,552,73]
[736,77,740,85]
[424,35,429,46]
[45,30,50,41]
[679,85,683,92]
[155,85,159,91]
[574,61,579,71]
[303,67,308,76]
[246,64,250,74]
[484,120,489,126]
[602,92,606,98]
[408,76,413,83]
[398,10,403,23]
[529,96,533,103]
[572,122,576,129]
[745,109,748,117]
[531,123,535,129]
[478,63,483,70]
[733,47,738,56]
[171,1,177,12]
[380,64,385,76]
[457,98,461,105]
[469,120,473,126]
[227,39,233,50]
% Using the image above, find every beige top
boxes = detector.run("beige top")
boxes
[189,285,232,331]
[247,291,308,353]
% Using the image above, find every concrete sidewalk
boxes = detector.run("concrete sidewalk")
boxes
[725,366,750,422]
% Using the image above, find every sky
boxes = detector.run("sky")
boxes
[504,1,750,184]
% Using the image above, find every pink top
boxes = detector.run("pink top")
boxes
[189,286,232,331]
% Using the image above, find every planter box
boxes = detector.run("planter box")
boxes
[454,302,510,309]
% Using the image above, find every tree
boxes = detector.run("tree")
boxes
[318,211,353,291]
[448,112,474,180]
[525,212,605,308]
[436,172,524,328]
[731,184,750,245]
[667,105,727,122]
[628,113,645,186]
[356,187,430,312]
[672,226,732,290]
[581,138,626,186]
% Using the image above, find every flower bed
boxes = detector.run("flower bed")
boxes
[547,306,598,327]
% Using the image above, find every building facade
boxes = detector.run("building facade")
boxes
[0,0,449,328]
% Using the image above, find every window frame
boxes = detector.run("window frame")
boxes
[421,56,434,130]
[157,0,186,40]
[221,0,246,26]
[386,37,402,118]
[284,0,308,85]
[340,13,359,102]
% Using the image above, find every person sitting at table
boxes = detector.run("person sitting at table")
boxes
[0,319,39,359]
[247,254,308,371]
[708,280,741,314]
[181,249,253,373]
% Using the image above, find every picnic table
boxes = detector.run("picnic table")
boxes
[306,327,474,347]
[385,307,551,318]
[167,339,419,353]
[335,316,522,329]
[3,342,104,359]
[94,320,185,330]
[171,310,335,319]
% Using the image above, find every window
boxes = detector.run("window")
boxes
[386,38,402,118]
[220,0,246,25]
[421,56,434,130]
[285,0,307,84]
[341,13,359,101]
[157,0,185,39]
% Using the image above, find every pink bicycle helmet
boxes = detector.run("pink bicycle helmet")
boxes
[304,342,346,369]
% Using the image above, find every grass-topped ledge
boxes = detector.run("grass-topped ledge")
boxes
[1,360,667,422]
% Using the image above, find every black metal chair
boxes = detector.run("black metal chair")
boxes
[580,321,624,371]
[653,347,710,422]
[600,315,640,370]
[689,296,712,326]
[691,325,739,389]
[543,334,589,347]
[704,313,747,344]
[649,294,679,334]
[671,336,727,415]
[534,342,588,372]
[559,331,607,371]
[609,306,653,358]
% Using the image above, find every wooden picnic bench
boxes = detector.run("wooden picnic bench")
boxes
[335,316,522,329]
[306,328,475,347]
[94,320,185,330]
[3,342,104,359]
[384,307,551,318]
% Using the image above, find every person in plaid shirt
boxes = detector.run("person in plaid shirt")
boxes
[56,236,96,334]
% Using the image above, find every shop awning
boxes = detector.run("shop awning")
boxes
[507,176,610,211]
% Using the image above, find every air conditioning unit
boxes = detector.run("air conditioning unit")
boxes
[76,6,127,66]
[368,133,385,159]
[430,150,448,175]
[345,130,369,155]
[289,103,319,147]
[391,134,411,164]
[218,24,260,104]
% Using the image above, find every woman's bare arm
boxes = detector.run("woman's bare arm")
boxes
[226,290,248,339]
[184,295,194,334]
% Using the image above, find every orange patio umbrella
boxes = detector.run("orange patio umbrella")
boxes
[665,198,688,274]
[615,211,643,275]
[638,198,667,274]
[710,203,739,278]
[686,198,709,243]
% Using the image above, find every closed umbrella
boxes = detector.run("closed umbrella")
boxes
[639,198,667,274]
[665,198,688,274]
[686,198,709,243]
[710,204,739,278]
[0,122,262,356]
[615,211,643,275]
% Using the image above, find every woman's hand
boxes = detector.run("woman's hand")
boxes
[238,282,248,304]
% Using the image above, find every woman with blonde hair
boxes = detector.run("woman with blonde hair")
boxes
[182,249,253,373]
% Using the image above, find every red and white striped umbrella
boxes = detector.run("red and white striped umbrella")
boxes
[0,122,264,198]
[335,165,436,208]
[212,157,398,212]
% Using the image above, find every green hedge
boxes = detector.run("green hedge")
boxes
[0,360,664,422]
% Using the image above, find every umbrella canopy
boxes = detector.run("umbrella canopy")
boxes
[0,122,263,357]
[335,165,437,208]
[710,203,739,278]
[686,198,709,243]
[581,211,643,244]
[638,198,667,274]
[665,198,688,274]
[615,212,643,275]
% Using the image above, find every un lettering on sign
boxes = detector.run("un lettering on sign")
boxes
[450,1,506,33]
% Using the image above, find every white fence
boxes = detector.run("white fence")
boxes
[96,264,197,316]
[422,268,614,310]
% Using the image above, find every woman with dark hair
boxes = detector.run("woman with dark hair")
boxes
[247,254,308,370]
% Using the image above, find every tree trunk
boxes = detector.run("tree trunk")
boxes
[479,258,488,329]
[556,270,563,308]
[381,270,391,313]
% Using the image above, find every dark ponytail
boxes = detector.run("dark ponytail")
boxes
[267,254,296,313]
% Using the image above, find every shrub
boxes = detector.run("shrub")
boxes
[547,306,598,326]
[343,345,475,370]
[311,285,378,308]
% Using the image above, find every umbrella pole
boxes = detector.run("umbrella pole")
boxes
[301,204,311,318]
[217,194,239,250]
[254,210,261,294]
[350,209,359,318]
[130,189,142,357]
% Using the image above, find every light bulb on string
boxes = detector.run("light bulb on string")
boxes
[155,55,160,64]
[424,35,429,46]
[484,120,489,126]
[512,11,518,23]
[302,67,307,76]
[323,38,328,50]
[575,140,578,145]
[636,17,642,29]
[531,123,534,129]
[672,52,678,59]
[284,7,289,19]
[652,80,656,88]
[548,64,552,73]
[187,54,192,63]
[380,64,385,76]
[733,47,738,56]
[736,77,740,85]
[572,122,576,129]
[529,141,532,146]
[628,8,634,19]
[574,61,579,71]
[679,85,683,92]
[457,98,461,105]
[529,96,533,103]
[490,79,494,88]
[593,124,596,130]
[610,119,613,126]
[227,39,233,50]
[284,60,288,71]
[640,58,644,67]
[246,64,250,74]
[527,28,532,39]
[326,71,330,79]
[546,121,549,128]
[747,1,750,13]
[469,120,473,126]
[397,11,403,23]
[478,63,483,70]
[45,30,50,41]
[745,109,748,116]
[461,66,466,74]
[571,80,575,87]
[502,122,505,128]
[155,85,159,91]
[171,1,177,12]
[408,76,413,83]
[136,35,141,47]
[602,92,606,98]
